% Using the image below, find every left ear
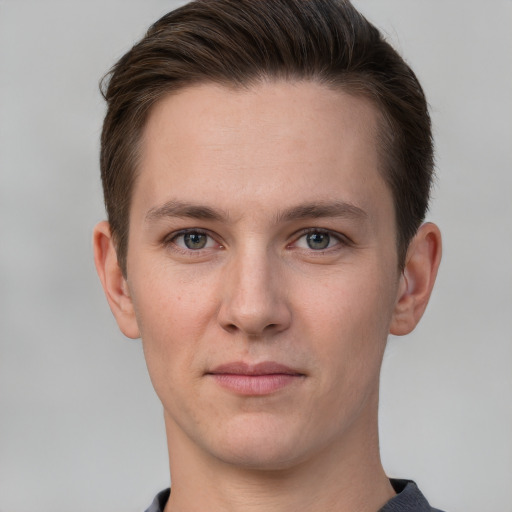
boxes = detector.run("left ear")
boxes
[390,222,442,336]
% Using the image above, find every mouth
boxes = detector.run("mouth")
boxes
[206,361,305,396]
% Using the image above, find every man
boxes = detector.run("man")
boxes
[93,1,443,511]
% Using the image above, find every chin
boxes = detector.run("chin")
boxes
[216,445,304,472]
[203,416,317,472]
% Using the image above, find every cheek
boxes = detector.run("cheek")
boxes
[295,263,397,379]
[129,264,220,384]
[132,259,217,328]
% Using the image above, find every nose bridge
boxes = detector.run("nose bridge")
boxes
[218,239,290,336]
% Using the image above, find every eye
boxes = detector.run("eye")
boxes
[171,230,217,250]
[293,230,341,251]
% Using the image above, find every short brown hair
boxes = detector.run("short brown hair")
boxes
[100,0,434,274]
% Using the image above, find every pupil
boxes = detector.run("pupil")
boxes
[307,232,330,250]
[184,233,207,249]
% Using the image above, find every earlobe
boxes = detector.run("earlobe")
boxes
[390,222,442,336]
[93,221,141,339]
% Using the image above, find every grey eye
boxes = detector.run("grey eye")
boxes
[306,232,331,250]
[183,232,208,249]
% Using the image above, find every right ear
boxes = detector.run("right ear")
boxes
[93,221,140,339]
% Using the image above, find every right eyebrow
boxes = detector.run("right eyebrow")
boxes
[145,200,228,223]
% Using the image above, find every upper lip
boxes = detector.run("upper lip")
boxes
[207,361,304,376]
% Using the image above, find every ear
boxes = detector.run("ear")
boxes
[390,222,442,336]
[93,221,140,339]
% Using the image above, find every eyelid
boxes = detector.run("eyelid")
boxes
[161,227,351,253]
[289,227,352,250]
[163,228,223,252]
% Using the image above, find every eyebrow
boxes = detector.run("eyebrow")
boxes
[145,199,367,224]
[145,200,227,223]
[275,201,368,223]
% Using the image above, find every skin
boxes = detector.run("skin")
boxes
[94,81,441,512]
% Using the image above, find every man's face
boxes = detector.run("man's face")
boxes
[123,81,402,470]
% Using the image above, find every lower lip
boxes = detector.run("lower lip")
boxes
[210,374,302,395]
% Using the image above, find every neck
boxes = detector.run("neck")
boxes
[163,391,394,512]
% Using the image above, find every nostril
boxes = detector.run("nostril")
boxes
[225,323,238,333]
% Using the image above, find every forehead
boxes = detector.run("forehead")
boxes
[142,80,380,163]
[135,80,390,224]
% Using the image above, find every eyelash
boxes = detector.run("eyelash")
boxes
[162,228,351,255]
[163,229,222,255]
[290,228,350,252]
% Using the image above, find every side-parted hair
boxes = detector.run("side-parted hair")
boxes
[100,0,434,275]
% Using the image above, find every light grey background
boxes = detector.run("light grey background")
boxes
[1,1,511,511]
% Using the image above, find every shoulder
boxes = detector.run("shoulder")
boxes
[379,479,446,512]
[144,488,170,512]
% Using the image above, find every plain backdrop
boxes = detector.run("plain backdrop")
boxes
[1,1,511,511]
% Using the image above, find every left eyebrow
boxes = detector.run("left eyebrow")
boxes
[275,201,368,223]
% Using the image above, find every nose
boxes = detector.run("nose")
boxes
[217,246,292,338]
